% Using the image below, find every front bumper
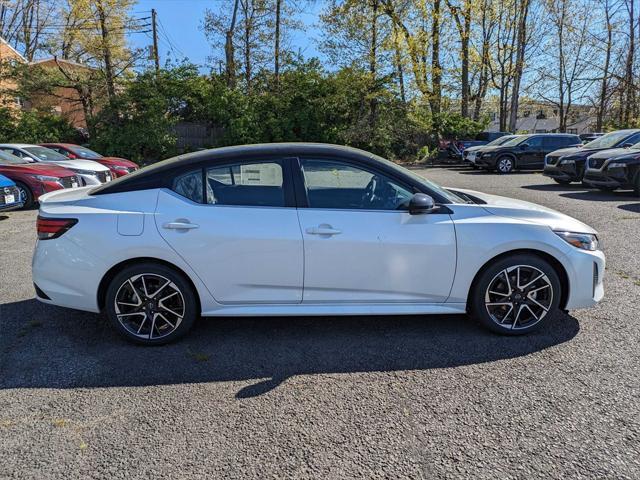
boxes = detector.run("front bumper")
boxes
[543,161,585,182]
[0,201,24,212]
[475,156,496,169]
[583,167,631,189]
[563,247,606,310]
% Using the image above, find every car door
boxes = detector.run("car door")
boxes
[519,136,544,168]
[155,158,304,304]
[296,158,457,303]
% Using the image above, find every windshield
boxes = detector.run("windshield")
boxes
[501,135,530,147]
[71,146,103,159]
[488,135,517,146]
[24,146,70,161]
[583,131,636,149]
[0,150,31,164]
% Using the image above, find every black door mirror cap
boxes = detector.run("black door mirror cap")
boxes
[408,193,436,215]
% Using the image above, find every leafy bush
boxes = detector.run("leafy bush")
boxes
[0,108,80,144]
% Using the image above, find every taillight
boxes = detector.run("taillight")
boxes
[37,216,78,240]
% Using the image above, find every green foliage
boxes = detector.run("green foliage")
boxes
[0,107,80,144]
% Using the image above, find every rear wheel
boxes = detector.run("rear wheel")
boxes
[470,254,562,335]
[105,263,198,345]
[496,156,515,174]
[15,182,34,209]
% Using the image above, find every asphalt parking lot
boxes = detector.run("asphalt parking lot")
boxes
[1,167,639,479]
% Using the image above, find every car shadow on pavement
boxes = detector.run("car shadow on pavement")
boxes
[521,183,586,192]
[618,203,640,213]
[560,190,637,202]
[0,299,580,398]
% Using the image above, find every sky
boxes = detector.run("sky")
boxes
[129,0,325,72]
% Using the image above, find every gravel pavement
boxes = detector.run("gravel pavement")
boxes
[0,168,639,479]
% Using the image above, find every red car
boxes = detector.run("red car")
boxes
[40,143,139,178]
[0,150,80,208]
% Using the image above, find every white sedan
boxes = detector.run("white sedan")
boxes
[0,143,113,186]
[32,144,605,345]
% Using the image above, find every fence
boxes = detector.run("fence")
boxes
[171,122,225,152]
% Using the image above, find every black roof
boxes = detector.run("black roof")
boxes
[92,143,392,196]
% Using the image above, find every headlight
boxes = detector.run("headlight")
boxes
[72,169,97,175]
[560,158,575,165]
[112,165,131,172]
[607,162,627,169]
[33,175,61,182]
[482,152,493,157]
[555,231,599,251]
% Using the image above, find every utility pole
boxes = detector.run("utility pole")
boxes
[151,8,160,74]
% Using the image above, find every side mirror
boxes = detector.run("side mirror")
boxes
[520,143,529,150]
[408,193,436,215]
[622,142,634,148]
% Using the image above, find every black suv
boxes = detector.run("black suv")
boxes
[543,129,640,184]
[582,146,640,195]
[475,134,581,173]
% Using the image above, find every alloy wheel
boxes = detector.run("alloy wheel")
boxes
[114,273,185,340]
[484,265,553,330]
[498,158,513,173]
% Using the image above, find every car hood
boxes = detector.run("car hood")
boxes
[0,162,77,177]
[98,157,138,168]
[464,145,485,153]
[41,159,110,171]
[586,147,640,160]
[449,188,597,234]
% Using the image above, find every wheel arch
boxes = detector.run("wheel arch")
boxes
[97,257,202,313]
[466,248,570,311]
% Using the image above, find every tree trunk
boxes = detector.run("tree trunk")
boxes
[597,5,613,131]
[393,25,406,104]
[96,1,115,99]
[369,0,379,130]
[430,0,442,114]
[508,0,530,132]
[460,1,471,117]
[623,0,635,125]
[274,0,281,86]
[225,0,240,88]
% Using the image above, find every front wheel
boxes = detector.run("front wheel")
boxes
[105,263,198,345]
[469,254,562,335]
[633,172,639,197]
[554,178,571,185]
[15,182,34,209]
[496,157,514,174]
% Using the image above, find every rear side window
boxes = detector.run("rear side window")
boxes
[525,136,544,147]
[206,162,285,207]
[172,170,204,203]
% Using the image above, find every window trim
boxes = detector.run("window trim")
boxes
[191,156,296,208]
[294,156,417,212]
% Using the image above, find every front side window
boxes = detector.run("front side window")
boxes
[525,136,544,148]
[301,159,413,210]
[23,146,69,161]
[206,162,284,207]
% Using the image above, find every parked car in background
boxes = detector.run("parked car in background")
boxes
[583,144,640,195]
[543,129,640,184]
[33,143,605,345]
[0,150,81,208]
[0,173,23,212]
[445,131,510,160]
[463,135,521,168]
[475,133,582,173]
[0,144,113,186]
[40,143,138,178]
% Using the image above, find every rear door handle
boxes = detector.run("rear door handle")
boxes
[163,221,199,230]
[306,225,342,236]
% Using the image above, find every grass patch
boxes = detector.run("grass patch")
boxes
[186,348,210,363]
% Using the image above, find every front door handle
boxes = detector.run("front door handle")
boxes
[306,225,342,236]
[163,221,199,230]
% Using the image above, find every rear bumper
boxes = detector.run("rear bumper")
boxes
[0,201,24,212]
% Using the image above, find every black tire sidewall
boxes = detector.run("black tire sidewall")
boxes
[105,262,198,345]
[554,179,570,185]
[470,254,562,335]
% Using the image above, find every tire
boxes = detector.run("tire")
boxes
[105,262,198,345]
[554,178,571,185]
[15,181,34,209]
[633,172,640,197]
[469,254,562,335]
[596,186,617,192]
[496,156,515,174]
